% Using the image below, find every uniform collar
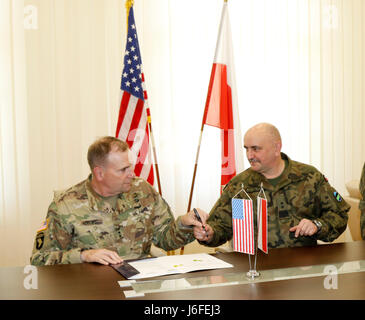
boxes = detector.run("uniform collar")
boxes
[85,175,138,212]
[245,153,303,192]
[85,174,103,211]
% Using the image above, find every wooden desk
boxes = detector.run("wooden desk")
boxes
[2,241,365,300]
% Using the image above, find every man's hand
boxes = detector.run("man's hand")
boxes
[80,249,123,265]
[180,208,209,228]
[289,219,318,238]
[180,208,214,242]
[193,223,214,243]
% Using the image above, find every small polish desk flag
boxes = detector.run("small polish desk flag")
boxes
[257,197,268,254]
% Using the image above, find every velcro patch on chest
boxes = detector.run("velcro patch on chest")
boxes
[81,219,103,225]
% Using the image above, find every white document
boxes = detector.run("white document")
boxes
[127,253,233,280]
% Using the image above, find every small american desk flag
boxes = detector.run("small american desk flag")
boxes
[116,5,154,185]
[232,198,254,255]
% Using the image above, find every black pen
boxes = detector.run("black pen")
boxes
[193,208,207,235]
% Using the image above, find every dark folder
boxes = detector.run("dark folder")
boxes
[111,261,140,279]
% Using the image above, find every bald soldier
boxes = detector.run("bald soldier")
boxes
[194,123,350,248]
[359,162,365,239]
[31,136,206,266]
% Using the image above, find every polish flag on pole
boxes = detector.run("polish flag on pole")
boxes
[232,198,255,255]
[257,197,268,254]
[202,1,244,192]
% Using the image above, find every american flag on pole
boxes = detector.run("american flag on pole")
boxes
[202,2,244,193]
[232,198,254,255]
[116,5,154,185]
[257,197,268,254]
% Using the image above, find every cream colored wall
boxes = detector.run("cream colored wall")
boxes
[0,0,364,267]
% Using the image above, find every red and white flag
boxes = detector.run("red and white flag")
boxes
[202,2,244,193]
[116,5,154,185]
[257,197,268,254]
[232,198,255,255]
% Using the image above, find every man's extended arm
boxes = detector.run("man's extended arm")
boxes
[151,194,198,251]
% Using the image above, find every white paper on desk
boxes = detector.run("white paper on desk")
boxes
[127,253,233,279]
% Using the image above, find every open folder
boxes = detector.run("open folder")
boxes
[112,253,233,279]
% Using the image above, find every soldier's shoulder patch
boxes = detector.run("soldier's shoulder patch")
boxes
[35,232,44,250]
[333,191,342,202]
[37,219,49,233]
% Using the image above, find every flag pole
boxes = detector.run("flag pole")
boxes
[180,0,228,255]
[147,111,163,195]
[124,0,162,196]
[180,122,205,255]
[187,122,205,212]
[124,0,168,255]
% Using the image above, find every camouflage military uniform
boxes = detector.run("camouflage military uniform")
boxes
[203,153,350,248]
[30,176,195,265]
[359,162,365,240]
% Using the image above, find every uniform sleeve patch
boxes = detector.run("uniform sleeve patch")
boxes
[37,219,48,233]
[334,191,342,202]
[35,232,44,250]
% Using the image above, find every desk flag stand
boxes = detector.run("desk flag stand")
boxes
[232,183,268,280]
